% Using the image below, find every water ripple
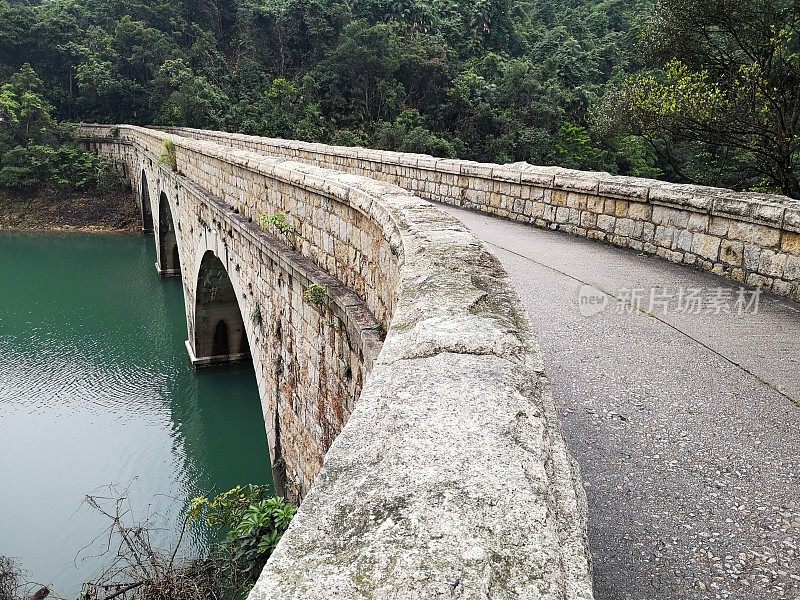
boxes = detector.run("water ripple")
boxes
[1,232,270,597]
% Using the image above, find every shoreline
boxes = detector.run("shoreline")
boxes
[0,187,141,233]
[0,223,143,234]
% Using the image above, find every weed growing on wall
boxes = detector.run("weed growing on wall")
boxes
[159,139,177,171]
[303,283,328,305]
[258,212,294,235]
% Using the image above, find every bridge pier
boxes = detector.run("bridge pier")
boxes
[184,340,249,367]
[156,191,181,278]
[139,170,154,234]
[155,263,181,278]
[187,250,251,367]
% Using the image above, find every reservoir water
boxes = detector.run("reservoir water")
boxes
[0,231,271,596]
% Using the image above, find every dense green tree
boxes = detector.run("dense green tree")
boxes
[610,0,800,196]
[0,63,55,146]
[230,77,323,139]
[0,64,120,190]
[9,0,797,195]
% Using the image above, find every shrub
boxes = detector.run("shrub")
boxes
[0,144,121,191]
[159,139,177,171]
[49,146,124,190]
[0,145,49,188]
[303,283,328,305]
[188,485,295,581]
[258,212,294,235]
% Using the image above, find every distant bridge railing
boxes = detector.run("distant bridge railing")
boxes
[77,124,594,599]
[162,127,800,303]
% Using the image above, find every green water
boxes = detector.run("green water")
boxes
[0,232,271,596]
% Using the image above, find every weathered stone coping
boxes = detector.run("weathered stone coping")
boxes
[170,154,386,368]
[161,126,800,227]
[82,131,385,368]
[78,124,594,599]
[162,126,800,302]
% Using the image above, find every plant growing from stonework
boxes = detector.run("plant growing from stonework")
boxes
[67,483,296,600]
[258,212,294,235]
[159,138,177,171]
[252,303,263,328]
[188,485,295,584]
[303,283,328,305]
[109,125,120,138]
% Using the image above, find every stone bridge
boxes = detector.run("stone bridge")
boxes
[78,125,800,600]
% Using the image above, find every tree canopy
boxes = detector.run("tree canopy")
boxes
[612,0,800,196]
[0,0,798,196]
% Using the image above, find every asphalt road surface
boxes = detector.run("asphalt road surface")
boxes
[440,203,800,600]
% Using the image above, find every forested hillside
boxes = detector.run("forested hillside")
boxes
[1,0,799,197]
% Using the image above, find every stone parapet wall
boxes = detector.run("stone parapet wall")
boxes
[95,125,400,328]
[83,130,383,498]
[78,124,594,599]
[166,127,800,303]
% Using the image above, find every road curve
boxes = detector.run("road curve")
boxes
[438,203,800,600]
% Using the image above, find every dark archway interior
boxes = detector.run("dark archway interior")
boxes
[192,251,279,489]
[140,171,154,233]
[194,251,250,363]
[212,320,230,356]
[158,192,180,275]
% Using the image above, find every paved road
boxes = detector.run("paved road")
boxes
[439,204,800,600]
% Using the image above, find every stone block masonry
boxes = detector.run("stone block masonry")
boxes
[78,125,594,599]
[166,127,800,303]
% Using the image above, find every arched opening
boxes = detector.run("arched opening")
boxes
[212,320,230,356]
[188,250,283,494]
[140,171,154,233]
[190,251,250,367]
[157,192,180,277]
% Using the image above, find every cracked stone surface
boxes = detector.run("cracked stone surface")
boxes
[440,203,800,600]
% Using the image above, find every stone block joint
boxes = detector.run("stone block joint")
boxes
[77,123,593,599]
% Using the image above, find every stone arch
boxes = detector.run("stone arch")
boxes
[139,170,154,233]
[156,191,180,277]
[189,250,251,367]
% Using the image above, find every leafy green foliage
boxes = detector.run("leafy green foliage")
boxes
[606,0,800,196]
[0,64,122,191]
[258,212,294,235]
[0,0,658,177]
[622,60,727,125]
[4,0,794,195]
[555,122,608,171]
[188,485,295,583]
[0,144,122,190]
[303,283,328,305]
[158,138,177,171]
[0,63,55,148]
[226,497,295,568]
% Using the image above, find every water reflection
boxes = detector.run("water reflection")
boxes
[0,232,271,597]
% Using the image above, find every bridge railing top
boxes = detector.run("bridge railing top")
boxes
[156,125,800,233]
[77,123,594,598]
